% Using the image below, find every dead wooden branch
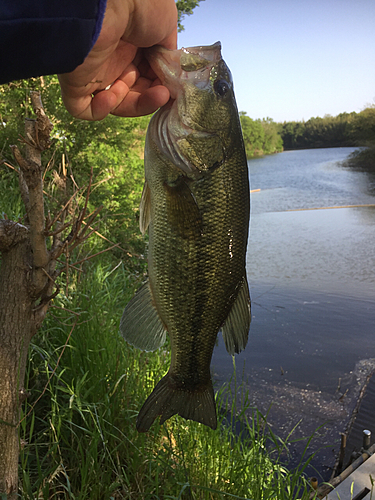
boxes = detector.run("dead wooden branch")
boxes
[30,91,53,150]
[11,118,49,296]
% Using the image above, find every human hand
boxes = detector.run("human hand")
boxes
[58,0,177,121]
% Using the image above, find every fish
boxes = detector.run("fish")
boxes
[120,42,251,432]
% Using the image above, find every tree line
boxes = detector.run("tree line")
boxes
[280,106,375,151]
[239,106,375,158]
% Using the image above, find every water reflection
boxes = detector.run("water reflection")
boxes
[249,208,375,290]
[212,148,375,478]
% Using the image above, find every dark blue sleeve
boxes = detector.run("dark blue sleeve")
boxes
[0,0,107,84]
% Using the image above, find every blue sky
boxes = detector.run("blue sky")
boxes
[177,0,375,122]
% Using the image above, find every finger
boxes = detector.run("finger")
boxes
[111,85,170,117]
[65,80,170,121]
[61,80,128,121]
[159,26,178,50]
[89,88,122,120]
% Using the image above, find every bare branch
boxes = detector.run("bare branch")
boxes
[45,211,52,230]
[30,91,53,151]
[45,221,72,238]
[50,305,81,316]
[76,205,103,240]
[11,120,49,295]
[10,145,30,173]
[42,148,56,182]
[55,259,83,273]
[50,231,67,261]
[3,161,17,171]
[68,228,98,252]
[64,204,103,254]
[70,243,120,267]
[45,188,82,232]
[40,267,57,285]
[33,286,60,312]
[74,167,93,238]
[19,131,39,150]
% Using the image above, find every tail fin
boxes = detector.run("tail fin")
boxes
[136,374,217,432]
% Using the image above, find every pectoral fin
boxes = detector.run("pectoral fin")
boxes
[165,177,202,239]
[221,276,251,355]
[120,281,167,352]
[139,181,151,235]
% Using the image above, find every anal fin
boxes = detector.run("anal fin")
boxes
[120,281,167,352]
[221,275,251,355]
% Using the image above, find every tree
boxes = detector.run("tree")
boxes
[0,93,102,499]
[1,77,151,265]
[261,117,283,154]
[279,109,375,151]
[352,105,375,145]
[239,112,283,157]
[240,113,265,157]
[176,0,204,31]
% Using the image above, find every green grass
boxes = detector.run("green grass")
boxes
[19,262,318,500]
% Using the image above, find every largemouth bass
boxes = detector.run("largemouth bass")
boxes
[120,42,250,432]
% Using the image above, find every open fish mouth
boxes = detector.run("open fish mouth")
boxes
[145,42,222,99]
[145,42,226,175]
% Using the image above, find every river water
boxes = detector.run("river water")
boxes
[212,147,375,479]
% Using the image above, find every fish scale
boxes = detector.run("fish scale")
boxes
[120,42,251,432]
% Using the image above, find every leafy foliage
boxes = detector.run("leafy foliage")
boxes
[342,143,375,172]
[176,0,204,32]
[240,112,283,158]
[280,107,375,150]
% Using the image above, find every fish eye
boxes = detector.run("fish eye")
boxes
[214,79,230,97]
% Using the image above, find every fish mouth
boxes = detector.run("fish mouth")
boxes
[145,42,222,99]
[145,43,225,174]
